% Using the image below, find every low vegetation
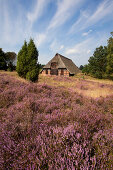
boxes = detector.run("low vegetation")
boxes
[0,72,113,169]
[39,74,113,98]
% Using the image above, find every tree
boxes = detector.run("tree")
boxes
[26,38,39,82]
[16,39,39,82]
[111,32,113,36]
[0,48,7,70]
[106,34,113,77]
[82,32,113,79]
[27,39,38,71]
[16,40,28,78]
[88,46,107,78]
[79,65,84,70]
[82,64,90,74]
[6,52,16,71]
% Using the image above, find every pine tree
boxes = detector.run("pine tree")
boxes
[16,40,28,78]
[106,35,113,77]
[26,38,39,82]
[17,39,39,82]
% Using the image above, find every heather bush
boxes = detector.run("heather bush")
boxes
[0,73,113,169]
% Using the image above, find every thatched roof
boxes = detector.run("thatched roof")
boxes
[43,53,80,74]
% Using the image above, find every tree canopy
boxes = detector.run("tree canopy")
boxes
[6,52,16,65]
[88,46,107,78]
[106,35,113,76]
[6,52,16,71]
[16,40,28,78]
[0,48,7,70]
[16,39,39,82]
[82,32,113,79]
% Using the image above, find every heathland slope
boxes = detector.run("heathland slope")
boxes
[0,72,113,169]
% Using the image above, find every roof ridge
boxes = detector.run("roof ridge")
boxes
[57,53,71,61]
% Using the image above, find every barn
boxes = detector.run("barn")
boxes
[41,53,81,76]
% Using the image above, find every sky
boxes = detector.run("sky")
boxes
[0,0,113,67]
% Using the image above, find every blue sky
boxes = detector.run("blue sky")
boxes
[0,0,113,66]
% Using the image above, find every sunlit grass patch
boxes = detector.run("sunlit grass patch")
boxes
[39,74,113,98]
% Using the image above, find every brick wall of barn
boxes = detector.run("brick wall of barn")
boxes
[58,69,69,76]
[41,69,51,75]
[41,68,69,76]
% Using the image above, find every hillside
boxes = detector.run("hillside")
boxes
[0,72,113,169]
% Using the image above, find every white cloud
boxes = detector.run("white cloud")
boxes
[0,2,30,48]
[69,0,113,34]
[33,0,83,48]
[87,50,91,54]
[50,39,60,52]
[82,29,92,36]
[49,39,64,54]
[27,0,50,25]
[0,0,49,51]
[86,0,113,26]
[35,33,47,47]
[60,45,64,50]
[48,0,83,30]
[69,10,89,34]
[65,38,92,56]
[65,48,79,55]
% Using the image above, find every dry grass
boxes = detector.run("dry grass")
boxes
[0,71,113,98]
[76,73,113,85]
[0,71,28,83]
[38,74,113,98]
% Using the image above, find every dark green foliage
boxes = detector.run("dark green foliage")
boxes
[27,38,39,71]
[16,39,39,82]
[0,49,16,71]
[16,41,28,78]
[7,62,14,71]
[82,32,113,79]
[26,38,39,81]
[26,68,39,82]
[88,46,107,79]
[38,63,45,73]
[6,52,16,71]
[0,48,7,70]
[82,64,90,74]
[6,52,16,65]
[106,35,113,78]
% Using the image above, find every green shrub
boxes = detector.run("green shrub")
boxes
[26,69,38,82]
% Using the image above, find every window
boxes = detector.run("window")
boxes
[51,62,57,69]
[46,69,48,74]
